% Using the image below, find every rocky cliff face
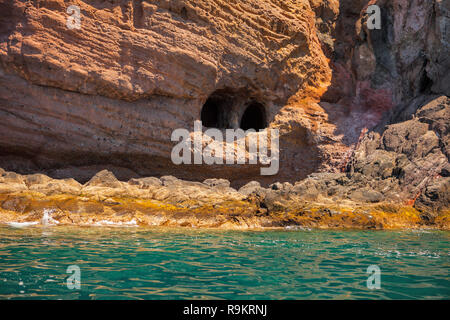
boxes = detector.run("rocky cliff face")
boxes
[0,0,448,210]
[0,0,331,184]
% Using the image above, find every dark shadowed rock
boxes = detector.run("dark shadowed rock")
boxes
[416,177,450,212]
[291,179,320,201]
[269,182,283,190]
[347,95,449,210]
[353,150,397,179]
[268,182,294,194]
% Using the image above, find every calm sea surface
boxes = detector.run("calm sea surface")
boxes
[0,225,448,300]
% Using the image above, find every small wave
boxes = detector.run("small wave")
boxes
[92,219,138,227]
[409,229,432,234]
[7,221,39,228]
[285,225,311,231]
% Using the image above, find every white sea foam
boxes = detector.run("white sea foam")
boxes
[41,209,59,226]
[7,221,39,228]
[6,209,59,228]
[92,219,138,227]
[284,225,311,231]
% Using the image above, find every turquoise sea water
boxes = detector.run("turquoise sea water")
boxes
[0,225,448,300]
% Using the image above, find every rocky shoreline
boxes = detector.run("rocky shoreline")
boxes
[0,168,448,230]
[1,95,448,230]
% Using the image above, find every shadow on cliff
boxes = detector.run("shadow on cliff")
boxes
[314,0,400,149]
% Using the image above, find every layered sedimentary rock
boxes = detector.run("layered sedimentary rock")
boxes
[0,0,332,185]
[0,0,448,228]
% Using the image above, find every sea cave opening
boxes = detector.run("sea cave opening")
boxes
[240,102,267,131]
[201,92,233,129]
[201,91,267,130]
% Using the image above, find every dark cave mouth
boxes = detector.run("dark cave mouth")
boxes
[240,102,267,131]
[200,93,230,129]
[200,91,267,131]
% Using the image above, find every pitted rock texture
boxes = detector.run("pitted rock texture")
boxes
[291,95,449,216]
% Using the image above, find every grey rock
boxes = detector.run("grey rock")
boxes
[24,173,52,187]
[238,181,263,196]
[203,178,230,188]
[348,189,383,203]
[128,177,162,189]
[160,175,180,186]
[291,179,320,200]
[416,177,450,212]
[269,182,283,190]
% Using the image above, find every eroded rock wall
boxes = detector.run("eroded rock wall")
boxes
[0,0,333,184]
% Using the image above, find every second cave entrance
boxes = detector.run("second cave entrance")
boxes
[240,102,267,130]
[201,90,267,130]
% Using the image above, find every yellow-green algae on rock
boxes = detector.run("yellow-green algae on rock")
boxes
[0,169,448,230]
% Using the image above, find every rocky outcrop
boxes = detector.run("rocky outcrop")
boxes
[290,96,449,213]
[0,0,448,184]
[352,95,449,207]
[0,164,448,229]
